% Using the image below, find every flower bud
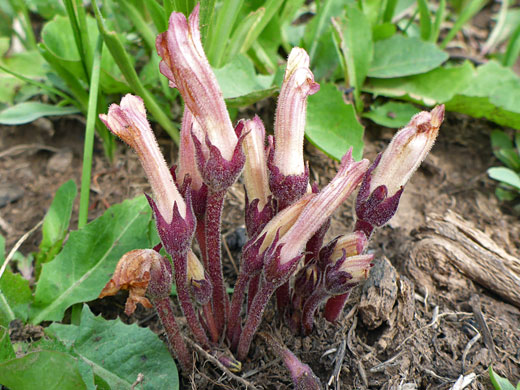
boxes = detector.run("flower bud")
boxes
[100,94,186,222]
[324,254,374,295]
[355,105,444,237]
[273,48,320,176]
[330,232,368,260]
[369,105,444,196]
[278,150,369,265]
[156,5,237,161]
[99,249,172,315]
[186,249,212,304]
[242,116,271,210]
[177,109,205,192]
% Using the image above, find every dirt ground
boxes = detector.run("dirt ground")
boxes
[1,103,519,389]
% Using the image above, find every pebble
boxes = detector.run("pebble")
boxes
[0,184,24,208]
[47,149,73,173]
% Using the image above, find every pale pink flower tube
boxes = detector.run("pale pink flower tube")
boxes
[100,94,186,222]
[156,5,237,161]
[272,48,320,176]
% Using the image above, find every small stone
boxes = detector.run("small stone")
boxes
[0,184,24,208]
[48,149,73,173]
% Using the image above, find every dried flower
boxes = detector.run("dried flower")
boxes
[99,249,171,315]
[100,94,186,222]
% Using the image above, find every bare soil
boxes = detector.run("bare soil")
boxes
[2,105,519,390]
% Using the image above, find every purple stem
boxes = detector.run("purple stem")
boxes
[172,254,210,349]
[237,281,276,361]
[247,274,260,312]
[301,288,329,335]
[227,270,251,350]
[323,291,351,323]
[152,296,192,371]
[205,189,228,335]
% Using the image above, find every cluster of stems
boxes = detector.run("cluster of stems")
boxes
[98,4,444,384]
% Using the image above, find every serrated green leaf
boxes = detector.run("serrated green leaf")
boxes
[365,61,475,106]
[0,268,32,327]
[0,350,87,390]
[488,167,520,190]
[214,54,276,107]
[0,103,79,125]
[30,196,157,324]
[0,327,15,362]
[368,35,448,78]
[47,305,178,390]
[363,102,421,128]
[306,83,364,161]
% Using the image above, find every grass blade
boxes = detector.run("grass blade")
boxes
[206,0,244,67]
[431,0,446,42]
[503,23,520,67]
[92,0,179,143]
[482,0,509,55]
[440,0,487,49]
[417,0,432,41]
[79,37,103,229]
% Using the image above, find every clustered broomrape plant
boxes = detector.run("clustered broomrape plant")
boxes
[98,5,444,387]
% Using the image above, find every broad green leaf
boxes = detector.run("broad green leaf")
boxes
[306,83,364,161]
[368,35,448,78]
[491,130,514,151]
[363,102,421,128]
[30,196,157,324]
[365,61,475,105]
[333,4,373,112]
[488,167,520,190]
[0,327,15,362]
[0,75,24,105]
[35,180,77,278]
[214,54,276,107]
[489,366,518,390]
[0,50,47,78]
[47,305,179,390]
[445,60,520,129]
[0,267,32,326]
[40,180,77,253]
[0,103,79,125]
[0,350,87,390]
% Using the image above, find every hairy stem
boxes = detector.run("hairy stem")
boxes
[301,288,329,335]
[247,274,260,312]
[323,291,351,323]
[227,270,251,350]
[237,282,276,361]
[205,189,228,335]
[172,254,210,349]
[152,296,192,371]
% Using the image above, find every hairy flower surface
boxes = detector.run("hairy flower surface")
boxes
[369,105,444,196]
[100,94,186,222]
[273,48,320,176]
[156,5,237,161]
[278,150,369,264]
[242,116,271,209]
[177,109,205,191]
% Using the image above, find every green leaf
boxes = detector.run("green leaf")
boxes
[489,366,518,390]
[368,35,448,78]
[0,350,87,390]
[30,196,157,324]
[0,327,15,362]
[0,102,79,125]
[47,305,179,390]
[445,60,520,130]
[39,180,77,255]
[333,4,373,112]
[214,54,276,107]
[0,267,32,326]
[365,61,475,105]
[306,83,364,161]
[488,167,520,191]
[0,50,47,79]
[363,101,421,128]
